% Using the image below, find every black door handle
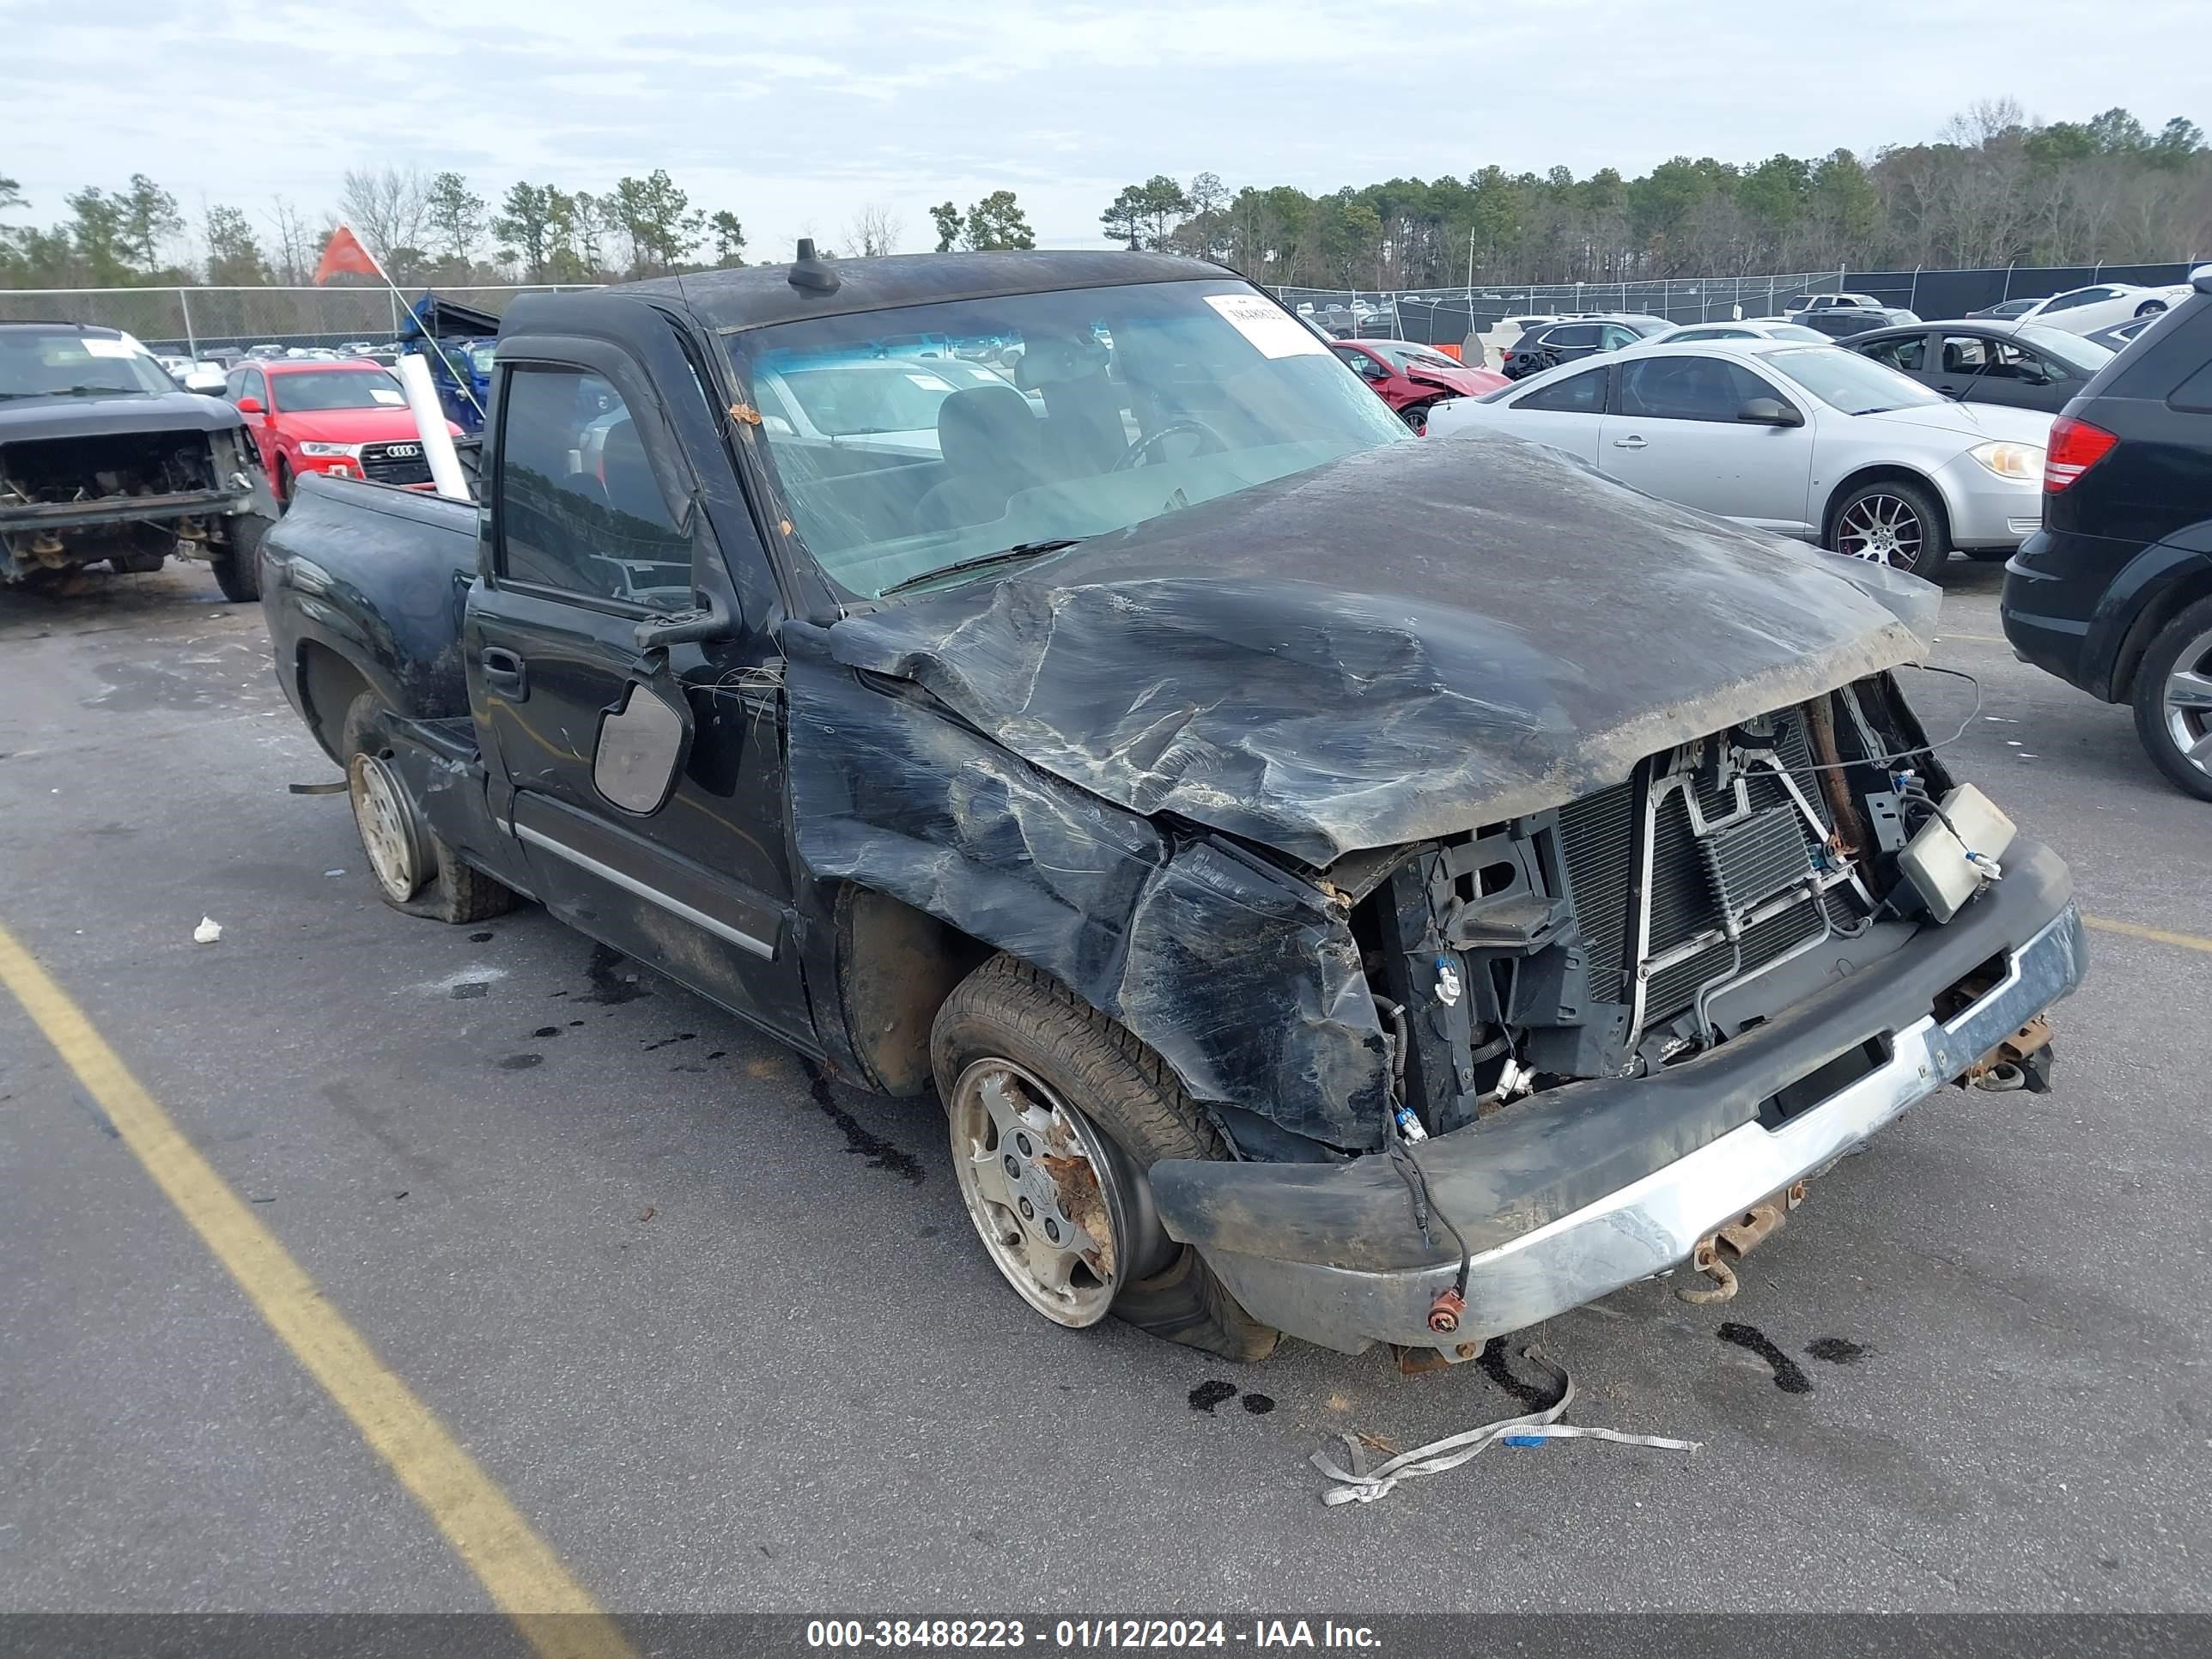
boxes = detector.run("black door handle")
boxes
[481,647,527,698]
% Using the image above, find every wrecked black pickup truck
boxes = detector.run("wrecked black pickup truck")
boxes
[2,322,271,599]
[259,249,2086,1364]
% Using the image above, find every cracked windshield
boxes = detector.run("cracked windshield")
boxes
[730,278,1409,599]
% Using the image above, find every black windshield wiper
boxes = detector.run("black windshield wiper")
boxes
[878,539,1085,598]
[58,385,147,398]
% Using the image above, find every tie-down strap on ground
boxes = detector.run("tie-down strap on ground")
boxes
[1313,1346,1701,1506]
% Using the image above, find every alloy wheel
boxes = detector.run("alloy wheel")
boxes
[948,1058,1128,1328]
[1835,493,1924,570]
[2161,629,2212,780]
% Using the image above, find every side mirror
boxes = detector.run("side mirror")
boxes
[236,396,263,414]
[592,672,693,816]
[1739,397,1802,428]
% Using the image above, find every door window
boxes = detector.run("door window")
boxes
[242,368,266,404]
[1543,324,1602,349]
[1861,334,1927,373]
[1600,326,1638,350]
[1617,356,1775,422]
[1516,367,1608,413]
[496,367,694,611]
[1978,338,2055,382]
[1332,345,1387,379]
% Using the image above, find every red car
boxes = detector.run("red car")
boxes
[1329,339,1507,433]
[225,358,462,505]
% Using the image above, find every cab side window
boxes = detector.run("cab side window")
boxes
[1864,335,1927,373]
[496,367,694,612]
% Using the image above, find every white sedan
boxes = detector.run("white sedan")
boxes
[2004,282,2191,336]
[1645,319,1833,345]
[1426,338,2051,578]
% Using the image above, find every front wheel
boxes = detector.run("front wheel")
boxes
[1830,478,1950,579]
[931,954,1279,1361]
[340,692,519,922]
[1401,401,1435,434]
[273,459,294,513]
[211,514,267,603]
[2130,596,2212,801]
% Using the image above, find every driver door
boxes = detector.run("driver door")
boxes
[1598,354,1817,537]
[468,349,810,1038]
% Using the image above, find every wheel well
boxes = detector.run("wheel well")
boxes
[297,641,373,763]
[833,884,994,1096]
[1821,465,1950,549]
[2111,567,2212,702]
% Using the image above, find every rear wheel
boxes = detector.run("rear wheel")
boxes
[340,692,519,922]
[931,954,1279,1361]
[1830,478,1950,579]
[2130,596,2212,802]
[2134,299,2169,319]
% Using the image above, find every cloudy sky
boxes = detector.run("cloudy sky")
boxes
[4,0,2206,260]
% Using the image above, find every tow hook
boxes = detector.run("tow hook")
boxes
[1427,1288,1466,1334]
[1677,1182,1807,1304]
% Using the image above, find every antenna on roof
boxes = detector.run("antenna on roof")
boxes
[789,238,840,295]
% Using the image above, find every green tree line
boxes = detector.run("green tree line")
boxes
[0,162,1036,289]
[1100,102,2209,290]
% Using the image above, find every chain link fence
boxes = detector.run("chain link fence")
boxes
[4,260,2197,356]
[0,283,603,356]
[1278,261,2197,346]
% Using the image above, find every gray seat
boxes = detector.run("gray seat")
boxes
[916,385,1052,531]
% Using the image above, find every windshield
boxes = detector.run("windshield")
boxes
[1765,324,1830,343]
[466,343,498,374]
[0,330,178,398]
[1372,340,1467,374]
[1762,347,1948,415]
[2013,324,2114,373]
[730,278,1409,600]
[271,368,408,412]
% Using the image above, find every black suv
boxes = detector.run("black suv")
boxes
[2002,265,2212,799]
[1501,315,1670,379]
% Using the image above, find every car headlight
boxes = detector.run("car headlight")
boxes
[1970,441,2043,481]
[297,441,362,458]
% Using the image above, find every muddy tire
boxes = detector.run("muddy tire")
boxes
[339,692,518,924]
[212,514,266,604]
[931,953,1279,1363]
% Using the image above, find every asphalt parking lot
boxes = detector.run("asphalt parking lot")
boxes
[3,557,2209,1621]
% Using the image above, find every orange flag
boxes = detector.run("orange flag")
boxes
[313,224,386,286]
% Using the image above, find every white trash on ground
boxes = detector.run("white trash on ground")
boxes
[191,917,222,945]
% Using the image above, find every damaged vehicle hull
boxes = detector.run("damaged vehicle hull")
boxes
[1,325,275,601]
[256,252,2086,1367]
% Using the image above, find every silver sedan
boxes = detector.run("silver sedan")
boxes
[1427,338,2051,578]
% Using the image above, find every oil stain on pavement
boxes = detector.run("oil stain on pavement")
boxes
[1718,1322,1815,1393]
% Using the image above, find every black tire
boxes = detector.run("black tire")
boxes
[1401,401,1435,434]
[1828,477,1951,580]
[2129,595,2212,802]
[339,692,519,923]
[212,514,267,604]
[273,459,294,513]
[2135,299,2168,319]
[931,954,1279,1363]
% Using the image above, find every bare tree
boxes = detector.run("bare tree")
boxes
[338,166,432,262]
[844,203,902,258]
[264,196,316,284]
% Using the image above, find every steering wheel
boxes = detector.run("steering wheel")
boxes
[1112,418,1227,472]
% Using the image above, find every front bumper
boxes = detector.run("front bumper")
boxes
[1932,453,2043,550]
[1150,841,2083,1357]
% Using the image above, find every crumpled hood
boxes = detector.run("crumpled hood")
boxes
[0,390,243,442]
[826,430,1940,866]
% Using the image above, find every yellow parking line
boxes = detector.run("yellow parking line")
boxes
[0,921,636,1659]
[2084,914,2212,956]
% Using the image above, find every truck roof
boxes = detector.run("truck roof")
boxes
[503,250,1227,338]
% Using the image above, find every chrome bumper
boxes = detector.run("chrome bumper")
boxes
[1186,902,2086,1357]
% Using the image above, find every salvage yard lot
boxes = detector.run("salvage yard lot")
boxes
[2,562,2209,1614]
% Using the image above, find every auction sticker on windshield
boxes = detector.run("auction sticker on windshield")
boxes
[1206,293,1326,358]
[81,337,137,358]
